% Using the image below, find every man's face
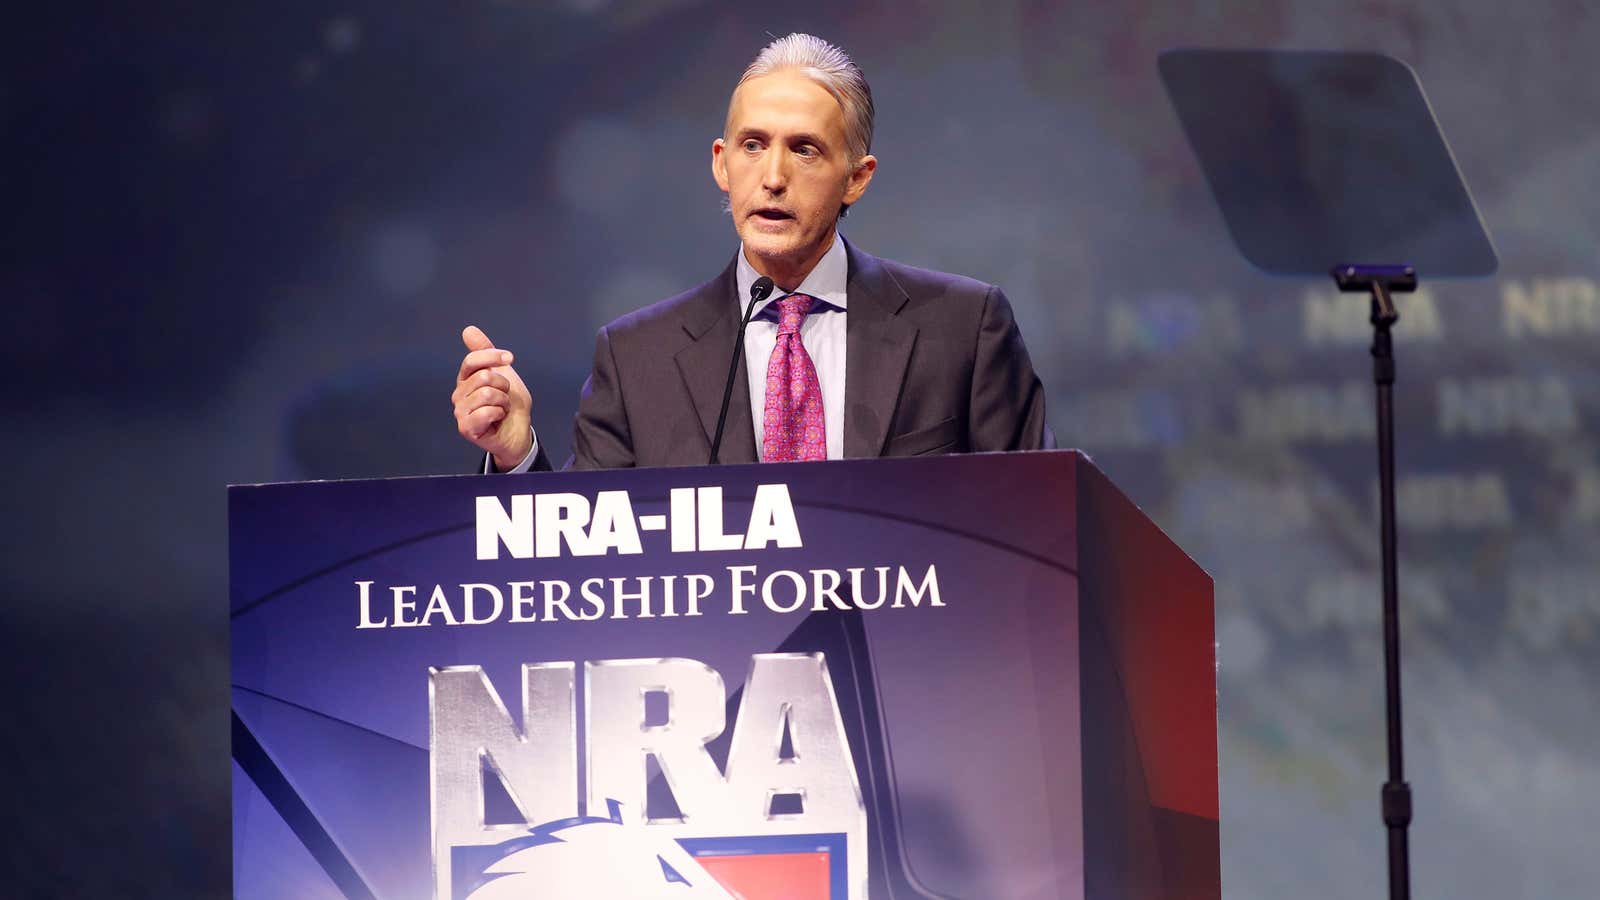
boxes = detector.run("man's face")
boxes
[712,71,875,283]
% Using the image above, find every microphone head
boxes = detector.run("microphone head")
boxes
[750,276,776,303]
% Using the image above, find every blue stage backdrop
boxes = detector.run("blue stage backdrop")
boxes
[3,1,1597,897]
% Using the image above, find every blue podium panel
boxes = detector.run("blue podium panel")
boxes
[230,450,1216,900]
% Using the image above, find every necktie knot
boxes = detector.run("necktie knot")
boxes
[762,292,825,462]
[775,294,815,336]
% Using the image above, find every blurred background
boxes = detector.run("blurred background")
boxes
[4,0,1596,896]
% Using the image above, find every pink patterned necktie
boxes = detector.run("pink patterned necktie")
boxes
[762,293,826,462]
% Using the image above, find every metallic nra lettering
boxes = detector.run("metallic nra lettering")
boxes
[724,654,865,833]
[431,655,868,898]
[587,659,729,825]
[430,663,577,899]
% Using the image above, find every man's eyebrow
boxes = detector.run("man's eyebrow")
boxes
[733,127,770,141]
[786,132,830,149]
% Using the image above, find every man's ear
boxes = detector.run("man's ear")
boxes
[711,138,730,192]
[842,154,877,206]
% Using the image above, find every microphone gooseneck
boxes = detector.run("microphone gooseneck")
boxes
[709,275,776,464]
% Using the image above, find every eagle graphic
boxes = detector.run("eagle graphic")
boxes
[461,800,743,900]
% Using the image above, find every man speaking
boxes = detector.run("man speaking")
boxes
[452,33,1050,471]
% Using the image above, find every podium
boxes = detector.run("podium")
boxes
[230,450,1218,900]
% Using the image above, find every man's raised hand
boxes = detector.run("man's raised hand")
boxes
[452,325,534,471]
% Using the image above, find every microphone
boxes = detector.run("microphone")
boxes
[709,275,776,464]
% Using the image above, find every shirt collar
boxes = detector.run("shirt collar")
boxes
[735,232,849,318]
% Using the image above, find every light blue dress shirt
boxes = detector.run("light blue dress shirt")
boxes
[737,233,847,461]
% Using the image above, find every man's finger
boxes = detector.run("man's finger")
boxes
[460,405,507,440]
[464,386,510,412]
[451,373,510,409]
[462,325,495,352]
[455,387,510,432]
[474,371,511,394]
[457,347,514,383]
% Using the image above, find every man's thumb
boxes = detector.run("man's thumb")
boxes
[462,325,495,352]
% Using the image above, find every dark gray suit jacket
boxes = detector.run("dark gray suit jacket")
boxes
[532,241,1050,470]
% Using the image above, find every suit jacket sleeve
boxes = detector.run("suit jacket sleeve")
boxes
[483,441,554,473]
[969,284,1053,452]
[567,324,637,470]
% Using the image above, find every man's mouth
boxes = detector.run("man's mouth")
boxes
[751,207,794,222]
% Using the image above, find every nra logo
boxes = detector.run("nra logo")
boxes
[476,485,802,560]
[431,653,866,899]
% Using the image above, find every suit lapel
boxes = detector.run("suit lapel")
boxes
[844,242,918,458]
[674,260,758,464]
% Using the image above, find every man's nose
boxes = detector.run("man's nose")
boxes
[761,148,789,192]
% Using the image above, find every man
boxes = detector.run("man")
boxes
[452,33,1049,471]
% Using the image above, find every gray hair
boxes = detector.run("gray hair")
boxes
[737,33,875,163]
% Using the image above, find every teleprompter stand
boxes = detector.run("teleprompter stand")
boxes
[1334,262,1416,900]
[1161,49,1500,900]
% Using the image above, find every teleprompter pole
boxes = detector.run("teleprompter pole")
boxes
[1333,263,1416,900]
